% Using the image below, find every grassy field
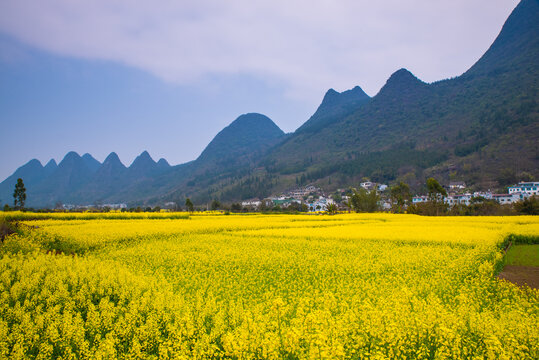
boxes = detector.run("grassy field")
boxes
[505,244,539,266]
[0,212,538,359]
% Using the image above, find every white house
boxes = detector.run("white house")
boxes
[102,203,127,209]
[472,191,493,200]
[491,193,522,205]
[309,196,334,212]
[445,193,472,206]
[508,182,539,196]
[449,181,467,190]
[360,181,375,190]
[241,199,262,208]
[289,185,319,199]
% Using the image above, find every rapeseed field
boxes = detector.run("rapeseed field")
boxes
[0,213,537,359]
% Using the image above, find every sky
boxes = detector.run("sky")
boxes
[0,0,520,181]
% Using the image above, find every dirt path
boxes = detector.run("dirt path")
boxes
[498,265,539,289]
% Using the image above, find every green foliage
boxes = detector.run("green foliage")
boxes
[390,181,411,213]
[332,191,342,203]
[326,203,338,215]
[185,198,194,213]
[211,199,221,210]
[349,188,380,213]
[514,196,539,215]
[505,244,539,266]
[426,178,447,199]
[13,178,26,209]
[230,203,243,213]
[506,233,539,245]
[407,202,448,216]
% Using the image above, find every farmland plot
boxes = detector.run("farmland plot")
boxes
[0,213,538,359]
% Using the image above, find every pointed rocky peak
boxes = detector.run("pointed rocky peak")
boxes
[464,0,539,77]
[58,151,82,168]
[129,151,158,177]
[93,152,126,180]
[30,151,95,199]
[0,159,44,191]
[101,152,126,169]
[296,85,370,134]
[62,151,81,160]
[197,113,285,165]
[82,153,101,173]
[140,150,152,159]
[43,159,58,178]
[25,159,44,169]
[157,158,171,168]
[348,85,370,98]
[226,113,285,139]
[386,68,423,87]
[44,159,57,169]
[98,152,126,172]
[43,159,57,176]
[320,86,370,108]
[130,150,155,167]
[377,68,427,97]
[11,159,43,177]
[321,88,340,105]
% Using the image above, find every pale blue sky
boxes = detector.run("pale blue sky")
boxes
[0,0,519,180]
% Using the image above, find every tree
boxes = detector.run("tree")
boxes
[426,178,448,216]
[390,181,411,213]
[332,192,342,203]
[326,203,338,215]
[230,203,242,213]
[211,199,221,211]
[426,178,447,200]
[185,198,194,213]
[514,196,539,215]
[13,178,26,209]
[349,187,380,213]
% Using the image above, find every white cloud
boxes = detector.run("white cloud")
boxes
[0,0,519,98]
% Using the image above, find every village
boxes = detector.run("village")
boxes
[240,181,539,212]
[57,180,538,213]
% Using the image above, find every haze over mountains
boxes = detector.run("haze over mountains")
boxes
[1,0,538,208]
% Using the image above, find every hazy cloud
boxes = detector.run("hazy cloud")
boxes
[0,0,519,98]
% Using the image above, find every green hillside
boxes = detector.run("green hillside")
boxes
[1,0,537,207]
[259,0,539,192]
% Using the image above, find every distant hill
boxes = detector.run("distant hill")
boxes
[295,86,370,134]
[0,159,47,206]
[0,113,286,207]
[261,0,539,191]
[82,153,101,173]
[1,0,537,207]
[196,113,285,170]
[145,113,287,204]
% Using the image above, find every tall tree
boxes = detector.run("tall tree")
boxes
[185,198,194,213]
[211,199,221,211]
[350,187,380,213]
[390,181,411,213]
[426,178,448,216]
[13,178,26,209]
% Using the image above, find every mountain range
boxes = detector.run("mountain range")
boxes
[1,0,538,208]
